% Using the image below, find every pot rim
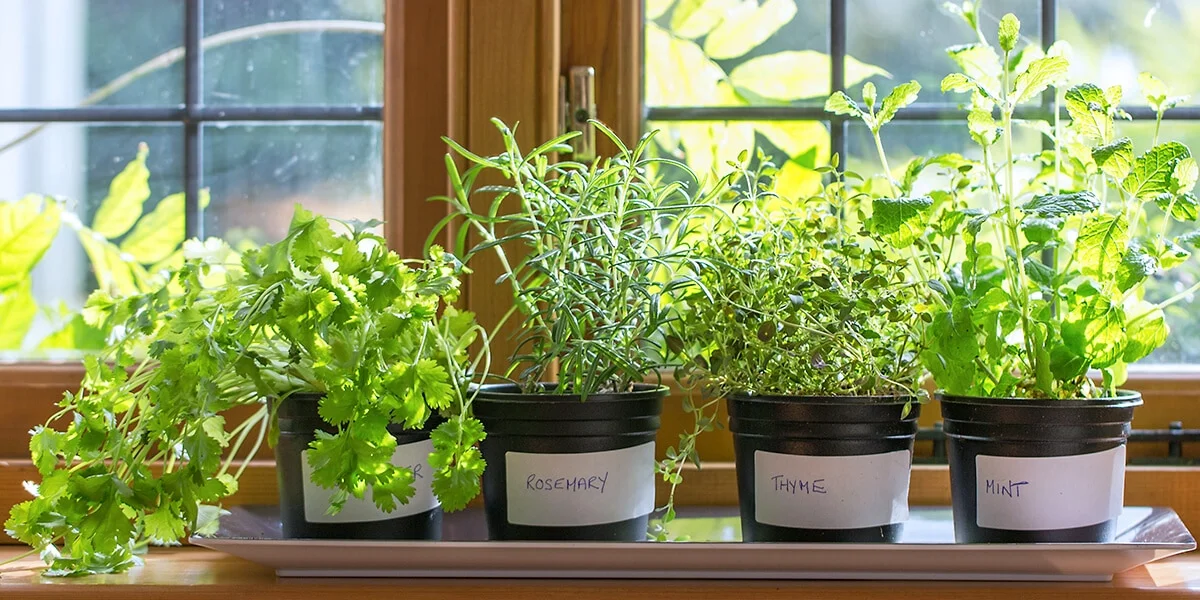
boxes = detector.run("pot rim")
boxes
[936,389,1143,408]
[472,382,668,402]
[728,391,918,405]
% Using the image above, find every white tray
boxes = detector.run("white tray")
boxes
[190,505,1195,581]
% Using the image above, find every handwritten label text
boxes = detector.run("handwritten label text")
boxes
[526,472,608,494]
[983,478,1028,498]
[770,475,828,495]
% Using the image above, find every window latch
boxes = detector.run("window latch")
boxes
[561,66,596,161]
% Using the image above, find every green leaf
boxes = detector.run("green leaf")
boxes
[875,81,921,130]
[120,190,211,264]
[1172,157,1198,194]
[1012,56,1068,104]
[37,312,107,351]
[1062,296,1126,368]
[945,44,1001,95]
[1138,72,1169,112]
[823,91,861,117]
[0,195,62,289]
[430,418,486,511]
[668,0,739,39]
[1115,242,1158,292]
[143,509,187,545]
[1072,214,1129,281]
[646,0,674,20]
[941,73,974,94]
[1092,138,1134,181]
[1021,190,1100,219]
[870,196,933,248]
[0,280,36,349]
[91,144,152,239]
[1156,193,1199,222]
[862,81,877,111]
[1065,84,1112,141]
[703,0,796,60]
[730,51,888,102]
[1020,216,1063,243]
[1179,230,1200,248]
[644,23,726,108]
[29,425,62,476]
[1122,142,1192,201]
[997,13,1020,53]
[1157,237,1192,269]
[1123,305,1168,363]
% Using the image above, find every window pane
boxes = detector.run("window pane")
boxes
[0,123,183,358]
[203,0,384,106]
[202,122,382,244]
[644,0,830,108]
[847,0,1040,101]
[1060,0,1200,105]
[846,121,1042,179]
[0,0,182,109]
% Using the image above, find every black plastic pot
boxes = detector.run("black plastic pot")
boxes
[275,394,443,540]
[474,383,665,541]
[939,391,1142,543]
[727,393,920,542]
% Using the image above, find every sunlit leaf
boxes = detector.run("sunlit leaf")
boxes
[730,51,888,101]
[91,143,152,239]
[0,195,61,289]
[120,190,210,264]
[645,23,726,107]
[0,280,35,349]
[754,121,830,165]
[703,0,796,60]
[669,0,739,39]
[645,0,675,20]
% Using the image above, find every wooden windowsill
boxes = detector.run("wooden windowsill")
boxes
[1,546,1199,599]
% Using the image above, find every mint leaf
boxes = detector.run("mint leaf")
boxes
[1062,296,1126,368]
[1073,214,1129,281]
[1021,191,1100,219]
[1123,305,1168,363]
[1122,142,1192,200]
[1013,56,1068,104]
[875,81,921,130]
[1021,216,1063,243]
[870,196,933,247]
[1092,138,1134,181]
[1179,231,1200,248]
[1065,84,1112,141]
[1115,242,1159,292]
[1172,157,1199,194]
[1156,193,1199,222]
[997,13,1020,53]
[824,91,861,117]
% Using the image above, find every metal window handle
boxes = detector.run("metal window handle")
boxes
[562,66,595,161]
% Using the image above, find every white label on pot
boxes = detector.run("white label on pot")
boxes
[505,442,655,527]
[975,446,1125,530]
[300,439,439,523]
[753,449,912,529]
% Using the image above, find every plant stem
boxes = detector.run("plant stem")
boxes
[1000,53,1039,379]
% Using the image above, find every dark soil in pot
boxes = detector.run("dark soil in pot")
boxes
[474,383,665,541]
[939,391,1142,543]
[275,393,444,540]
[727,393,920,542]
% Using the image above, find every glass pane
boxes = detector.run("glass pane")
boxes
[0,123,183,358]
[847,0,1041,101]
[644,0,830,108]
[645,119,830,194]
[202,122,382,244]
[0,0,182,109]
[203,0,384,106]
[1060,0,1200,105]
[846,121,1043,180]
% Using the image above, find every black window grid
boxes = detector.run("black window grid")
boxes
[644,0,1200,160]
[0,0,383,240]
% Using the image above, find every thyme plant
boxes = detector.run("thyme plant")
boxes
[830,3,1200,399]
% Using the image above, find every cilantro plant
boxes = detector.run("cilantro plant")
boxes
[829,4,1200,399]
[433,119,714,396]
[6,207,487,575]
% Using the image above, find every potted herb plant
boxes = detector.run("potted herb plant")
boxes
[669,142,926,542]
[432,119,710,541]
[6,207,487,575]
[848,5,1200,542]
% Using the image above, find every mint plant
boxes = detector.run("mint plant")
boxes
[6,207,487,575]
[830,4,1200,399]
